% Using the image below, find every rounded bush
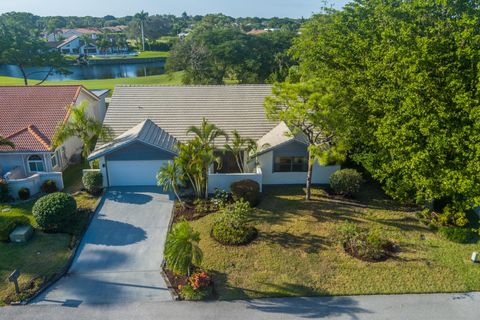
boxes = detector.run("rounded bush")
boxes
[329,169,364,197]
[18,188,30,200]
[212,201,257,245]
[82,171,103,195]
[230,179,261,207]
[41,180,58,194]
[0,178,11,203]
[438,226,472,243]
[33,192,77,232]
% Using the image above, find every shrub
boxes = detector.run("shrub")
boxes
[32,192,77,232]
[41,180,58,194]
[438,226,472,243]
[418,205,469,228]
[82,171,103,195]
[180,283,213,301]
[0,179,11,203]
[329,169,364,197]
[164,221,203,275]
[230,179,261,206]
[212,200,257,245]
[0,215,30,242]
[336,222,392,261]
[18,188,30,200]
[212,188,229,209]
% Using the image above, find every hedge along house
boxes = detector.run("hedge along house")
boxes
[87,85,340,191]
[0,86,108,198]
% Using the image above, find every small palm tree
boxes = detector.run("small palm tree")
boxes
[134,10,149,51]
[164,220,203,276]
[186,118,228,149]
[225,130,257,173]
[157,161,184,204]
[53,102,113,160]
[0,136,14,149]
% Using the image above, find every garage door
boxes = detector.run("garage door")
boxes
[107,160,170,186]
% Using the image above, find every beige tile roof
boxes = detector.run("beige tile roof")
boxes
[102,85,277,146]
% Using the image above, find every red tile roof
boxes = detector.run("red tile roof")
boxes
[0,86,85,152]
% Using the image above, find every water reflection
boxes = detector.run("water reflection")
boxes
[0,61,165,81]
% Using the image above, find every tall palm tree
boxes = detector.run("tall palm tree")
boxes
[164,220,203,276]
[224,130,257,173]
[186,117,228,149]
[53,102,113,160]
[0,136,14,149]
[157,161,184,204]
[134,10,149,51]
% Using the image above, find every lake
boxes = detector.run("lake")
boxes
[0,61,166,81]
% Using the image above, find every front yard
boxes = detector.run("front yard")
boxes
[190,185,480,300]
[0,191,99,305]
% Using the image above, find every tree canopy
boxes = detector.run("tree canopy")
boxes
[292,0,480,212]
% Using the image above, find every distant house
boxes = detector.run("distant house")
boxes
[246,28,279,36]
[101,25,128,33]
[88,85,340,189]
[46,28,100,42]
[52,35,99,55]
[0,86,108,198]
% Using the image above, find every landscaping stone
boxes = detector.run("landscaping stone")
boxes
[9,225,34,243]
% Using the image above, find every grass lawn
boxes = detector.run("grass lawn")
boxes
[65,51,169,60]
[0,71,184,91]
[190,185,480,300]
[63,162,90,193]
[0,191,99,305]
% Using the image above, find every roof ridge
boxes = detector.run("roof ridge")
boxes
[27,125,52,150]
[115,84,273,88]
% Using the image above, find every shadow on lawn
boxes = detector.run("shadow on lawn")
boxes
[259,231,330,253]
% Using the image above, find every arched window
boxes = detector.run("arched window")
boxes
[28,155,45,172]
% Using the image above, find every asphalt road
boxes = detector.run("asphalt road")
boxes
[2,292,479,320]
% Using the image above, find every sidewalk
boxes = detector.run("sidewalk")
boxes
[1,292,480,320]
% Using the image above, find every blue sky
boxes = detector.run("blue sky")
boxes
[0,0,350,18]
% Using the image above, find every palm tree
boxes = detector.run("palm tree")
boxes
[134,10,149,51]
[53,102,113,160]
[224,130,257,173]
[0,136,14,149]
[186,118,228,149]
[164,220,203,276]
[157,161,184,204]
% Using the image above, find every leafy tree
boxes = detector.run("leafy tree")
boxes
[224,130,257,173]
[134,10,149,51]
[157,161,184,203]
[187,118,228,149]
[292,0,480,213]
[164,220,203,276]
[53,102,113,160]
[0,136,14,149]
[0,13,70,85]
[265,81,344,200]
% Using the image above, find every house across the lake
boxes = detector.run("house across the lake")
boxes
[0,86,108,198]
[88,85,340,191]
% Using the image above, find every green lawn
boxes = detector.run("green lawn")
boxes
[64,51,169,61]
[190,185,480,300]
[0,191,98,305]
[0,71,184,91]
[63,163,90,193]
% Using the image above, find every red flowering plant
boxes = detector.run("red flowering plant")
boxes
[188,271,211,290]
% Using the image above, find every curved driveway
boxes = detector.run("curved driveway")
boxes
[33,187,174,305]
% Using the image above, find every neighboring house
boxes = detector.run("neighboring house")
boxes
[46,28,100,42]
[101,25,128,33]
[54,35,99,55]
[0,86,108,198]
[88,85,340,190]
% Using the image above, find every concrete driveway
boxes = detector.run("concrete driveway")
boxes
[33,187,174,305]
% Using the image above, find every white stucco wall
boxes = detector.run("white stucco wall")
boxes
[7,172,64,199]
[208,167,263,193]
[257,150,340,185]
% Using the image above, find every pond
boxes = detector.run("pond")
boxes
[0,61,166,81]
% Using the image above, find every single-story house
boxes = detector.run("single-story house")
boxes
[88,85,340,191]
[0,86,108,198]
[46,28,100,42]
[54,35,100,55]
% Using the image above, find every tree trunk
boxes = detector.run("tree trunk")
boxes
[305,152,314,201]
[19,65,28,85]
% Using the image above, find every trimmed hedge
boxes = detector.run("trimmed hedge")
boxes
[329,169,364,197]
[0,215,30,242]
[230,179,261,207]
[0,179,11,203]
[32,192,77,232]
[41,180,58,194]
[18,188,30,200]
[82,171,103,195]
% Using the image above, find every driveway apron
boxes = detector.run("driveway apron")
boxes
[32,187,174,305]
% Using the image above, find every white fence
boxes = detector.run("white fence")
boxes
[208,167,263,193]
[6,172,64,199]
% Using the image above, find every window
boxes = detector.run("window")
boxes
[274,156,308,172]
[28,155,45,172]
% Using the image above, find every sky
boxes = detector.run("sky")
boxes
[0,0,350,18]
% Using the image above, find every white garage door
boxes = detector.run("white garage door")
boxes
[107,160,170,186]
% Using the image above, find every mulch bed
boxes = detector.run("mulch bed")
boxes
[163,268,188,296]
[172,201,219,223]
[342,241,399,262]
